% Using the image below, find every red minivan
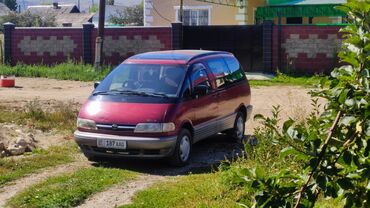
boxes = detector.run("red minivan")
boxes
[74,50,252,166]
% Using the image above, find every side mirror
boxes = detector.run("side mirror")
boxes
[193,85,208,98]
[94,81,100,89]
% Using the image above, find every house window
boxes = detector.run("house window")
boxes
[177,9,209,26]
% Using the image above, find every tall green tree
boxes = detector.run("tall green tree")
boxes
[0,11,56,28]
[227,0,370,207]
[1,0,17,11]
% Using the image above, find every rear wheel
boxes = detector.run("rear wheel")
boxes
[227,112,245,141]
[168,129,192,166]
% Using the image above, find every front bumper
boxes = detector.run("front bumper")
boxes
[74,130,177,158]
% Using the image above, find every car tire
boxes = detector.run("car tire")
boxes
[168,129,192,167]
[227,112,245,141]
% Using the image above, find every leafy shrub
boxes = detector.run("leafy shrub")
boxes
[223,1,370,207]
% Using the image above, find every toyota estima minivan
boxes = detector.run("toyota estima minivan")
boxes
[75,50,252,166]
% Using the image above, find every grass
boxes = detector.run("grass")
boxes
[0,143,78,187]
[7,167,137,208]
[0,62,328,87]
[249,73,328,87]
[122,107,305,208]
[0,62,111,82]
[122,173,242,208]
[0,99,78,132]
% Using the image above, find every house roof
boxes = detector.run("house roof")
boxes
[26,3,93,27]
[0,2,11,16]
[55,13,95,27]
[267,0,346,6]
[27,4,80,15]
[20,0,142,13]
[257,0,346,20]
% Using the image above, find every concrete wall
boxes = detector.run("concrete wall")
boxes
[272,25,343,74]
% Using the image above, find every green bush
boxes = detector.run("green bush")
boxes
[223,1,370,207]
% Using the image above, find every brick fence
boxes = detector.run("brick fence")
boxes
[4,22,175,66]
[3,22,344,74]
[272,25,343,74]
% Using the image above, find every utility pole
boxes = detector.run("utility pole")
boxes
[95,0,106,69]
[179,0,183,22]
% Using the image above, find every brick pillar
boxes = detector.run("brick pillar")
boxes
[262,20,273,73]
[171,22,183,50]
[83,22,94,64]
[3,22,15,65]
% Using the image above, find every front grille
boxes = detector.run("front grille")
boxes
[91,147,160,156]
[92,147,141,155]
[96,123,136,132]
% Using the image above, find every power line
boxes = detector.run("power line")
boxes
[195,0,246,8]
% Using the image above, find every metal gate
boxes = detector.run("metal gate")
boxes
[183,25,263,72]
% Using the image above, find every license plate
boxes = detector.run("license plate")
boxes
[97,139,127,149]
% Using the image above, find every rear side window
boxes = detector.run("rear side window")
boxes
[224,56,246,83]
[206,58,231,88]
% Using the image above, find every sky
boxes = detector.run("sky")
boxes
[17,0,142,12]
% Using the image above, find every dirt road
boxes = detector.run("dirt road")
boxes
[0,77,316,134]
[0,77,318,207]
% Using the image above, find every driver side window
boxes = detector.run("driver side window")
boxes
[190,63,212,98]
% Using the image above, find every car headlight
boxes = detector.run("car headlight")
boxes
[134,123,176,133]
[77,118,97,130]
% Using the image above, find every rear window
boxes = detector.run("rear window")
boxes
[223,56,245,83]
[206,58,230,89]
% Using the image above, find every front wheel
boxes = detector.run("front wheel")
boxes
[168,129,192,166]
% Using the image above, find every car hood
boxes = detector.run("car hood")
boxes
[78,100,173,124]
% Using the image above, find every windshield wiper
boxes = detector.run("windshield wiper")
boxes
[92,89,138,96]
[143,92,169,98]
[93,90,169,98]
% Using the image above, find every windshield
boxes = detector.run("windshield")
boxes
[95,64,187,98]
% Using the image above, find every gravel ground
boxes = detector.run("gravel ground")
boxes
[0,77,317,134]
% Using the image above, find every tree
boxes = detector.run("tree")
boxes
[107,0,114,5]
[0,11,56,28]
[109,3,143,26]
[235,0,370,207]
[1,0,17,11]
[90,5,98,13]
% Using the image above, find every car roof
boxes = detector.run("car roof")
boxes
[125,50,232,65]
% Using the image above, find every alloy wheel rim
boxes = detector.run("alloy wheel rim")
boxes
[236,116,244,139]
[179,135,190,162]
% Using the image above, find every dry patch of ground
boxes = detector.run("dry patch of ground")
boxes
[78,175,165,208]
[0,77,318,134]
